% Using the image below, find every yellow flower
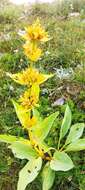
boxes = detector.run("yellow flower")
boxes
[12,100,38,130]
[28,117,37,128]
[19,84,39,110]
[23,116,37,129]
[23,42,42,61]
[23,18,49,42]
[8,67,53,86]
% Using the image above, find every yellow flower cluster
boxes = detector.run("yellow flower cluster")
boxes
[24,116,37,129]
[23,18,49,62]
[19,84,39,110]
[28,117,37,128]
[8,67,53,86]
[23,42,42,62]
[23,18,49,42]
[9,19,53,132]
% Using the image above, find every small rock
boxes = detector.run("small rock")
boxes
[69,12,80,17]
[52,97,65,107]
[18,29,25,36]
[9,85,14,91]
[42,88,48,95]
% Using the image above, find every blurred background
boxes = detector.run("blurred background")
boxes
[0,0,85,190]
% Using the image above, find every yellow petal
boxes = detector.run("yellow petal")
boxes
[19,84,40,111]
[37,73,54,84]
[23,42,42,61]
[23,18,49,43]
[8,68,54,86]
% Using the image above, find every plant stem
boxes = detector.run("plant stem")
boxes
[57,137,60,150]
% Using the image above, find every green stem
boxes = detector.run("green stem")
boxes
[60,144,66,152]
[57,137,60,150]
[30,61,33,68]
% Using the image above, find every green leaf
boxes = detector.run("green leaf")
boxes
[33,108,40,119]
[31,112,59,142]
[9,140,38,160]
[12,99,30,128]
[65,123,84,145]
[50,151,74,171]
[65,139,85,152]
[59,104,71,141]
[0,134,22,144]
[42,162,55,190]
[0,135,38,160]
[17,157,42,190]
[32,108,42,124]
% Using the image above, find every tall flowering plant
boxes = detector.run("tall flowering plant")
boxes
[0,19,85,190]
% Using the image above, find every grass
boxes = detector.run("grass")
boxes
[0,0,85,190]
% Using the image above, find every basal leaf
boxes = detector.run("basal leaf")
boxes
[12,99,30,128]
[0,135,37,160]
[50,151,74,171]
[42,162,55,190]
[0,134,22,144]
[65,139,85,152]
[17,157,42,190]
[59,104,71,141]
[65,123,84,145]
[31,112,59,142]
[9,140,38,160]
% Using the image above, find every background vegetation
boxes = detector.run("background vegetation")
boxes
[0,0,85,189]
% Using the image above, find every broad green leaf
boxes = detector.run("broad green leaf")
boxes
[65,123,84,145]
[65,139,85,152]
[9,140,38,160]
[50,151,74,171]
[12,99,30,128]
[0,134,23,144]
[17,157,42,190]
[60,104,71,140]
[31,112,59,142]
[42,162,55,190]
[0,135,38,160]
